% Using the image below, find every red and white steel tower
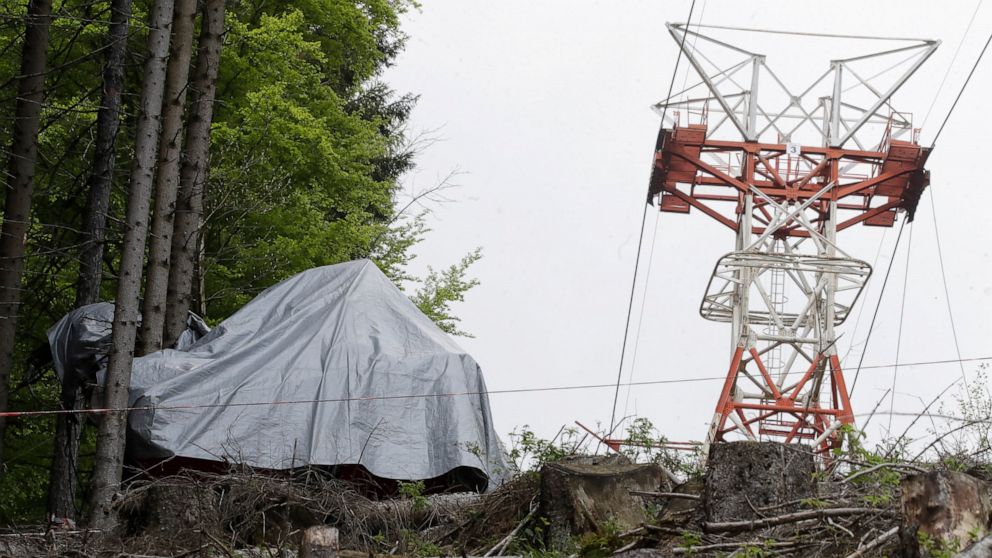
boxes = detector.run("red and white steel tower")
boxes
[649,24,938,456]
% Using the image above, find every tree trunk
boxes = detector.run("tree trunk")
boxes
[193,227,206,316]
[86,0,175,529]
[139,0,197,356]
[539,457,666,552]
[300,526,339,558]
[164,0,225,347]
[49,0,133,520]
[74,0,132,308]
[0,0,54,469]
[46,389,83,519]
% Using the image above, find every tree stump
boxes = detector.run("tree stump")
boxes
[901,471,992,557]
[121,481,222,554]
[539,455,668,552]
[300,526,339,558]
[703,442,815,523]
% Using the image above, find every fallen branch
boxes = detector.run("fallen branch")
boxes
[172,545,212,558]
[842,462,926,484]
[703,508,891,533]
[628,490,700,501]
[618,526,645,538]
[484,500,537,557]
[672,540,802,555]
[642,525,698,537]
[611,540,639,555]
[828,517,855,538]
[198,530,236,558]
[844,526,899,558]
[757,495,840,513]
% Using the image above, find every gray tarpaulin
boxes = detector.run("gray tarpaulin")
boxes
[48,302,116,387]
[126,259,508,486]
[47,302,209,387]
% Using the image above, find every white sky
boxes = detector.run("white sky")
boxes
[384,1,992,453]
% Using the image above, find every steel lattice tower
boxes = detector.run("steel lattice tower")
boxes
[649,24,938,456]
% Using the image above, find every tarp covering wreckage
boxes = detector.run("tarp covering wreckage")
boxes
[48,302,209,390]
[51,259,508,488]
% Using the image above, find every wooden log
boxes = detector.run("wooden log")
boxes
[300,526,339,558]
[628,490,700,500]
[703,507,889,533]
[672,540,801,554]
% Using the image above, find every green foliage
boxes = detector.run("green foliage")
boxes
[940,454,969,472]
[619,417,703,479]
[799,497,827,509]
[205,4,407,315]
[371,210,429,284]
[203,0,478,336]
[738,542,771,558]
[411,248,482,337]
[680,531,702,554]
[916,531,961,558]
[507,425,580,472]
[506,417,703,478]
[398,528,442,558]
[513,516,570,558]
[576,518,622,558]
[397,480,428,513]
[370,532,387,547]
[837,426,902,507]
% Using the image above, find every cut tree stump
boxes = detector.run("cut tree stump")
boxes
[703,441,815,523]
[300,526,339,558]
[122,481,222,553]
[901,470,992,557]
[538,455,668,552]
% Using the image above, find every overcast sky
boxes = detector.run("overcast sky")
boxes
[384,1,992,453]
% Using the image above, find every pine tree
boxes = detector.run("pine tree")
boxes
[139,0,198,355]
[164,0,225,346]
[49,0,135,520]
[0,0,54,469]
[87,0,175,527]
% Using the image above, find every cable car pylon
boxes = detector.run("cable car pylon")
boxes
[649,23,938,457]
